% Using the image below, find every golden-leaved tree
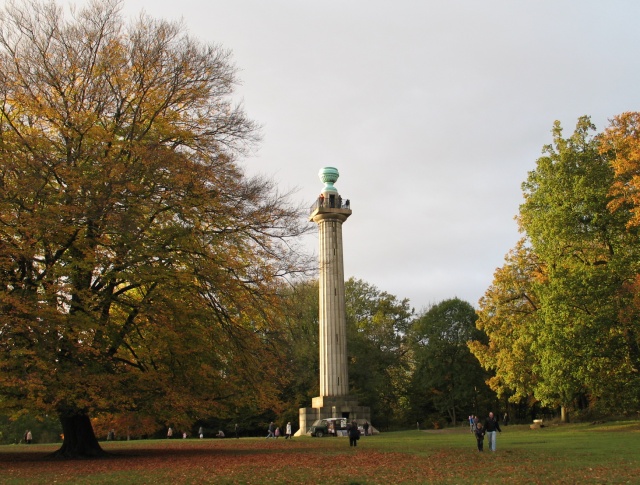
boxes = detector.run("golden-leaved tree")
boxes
[603,111,640,228]
[0,0,310,457]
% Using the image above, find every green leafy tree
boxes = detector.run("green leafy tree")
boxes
[345,278,414,429]
[0,412,62,444]
[409,298,490,426]
[0,0,309,457]
[476,116,640,418]
[519,116,640,413]
[277,279,320,429]
[470,240,544,406]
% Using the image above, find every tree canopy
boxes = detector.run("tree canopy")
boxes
[345,278,414,429]
[0,0,309,456]
[472,115,640,417]
[410,298,490,426]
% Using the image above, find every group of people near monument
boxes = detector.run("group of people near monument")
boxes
[266,421,293,439]
[166,425,234,439]
[170,429,186,439]
[470,412,502,452]
[160,418,372,443]
[265,419,370,442]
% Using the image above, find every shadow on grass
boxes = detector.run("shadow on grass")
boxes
[0,441,320,463]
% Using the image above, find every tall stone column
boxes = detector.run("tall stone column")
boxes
[313,171,350,397]
[296,167,370,436]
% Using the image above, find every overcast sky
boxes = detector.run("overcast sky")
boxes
[116,0,640,312]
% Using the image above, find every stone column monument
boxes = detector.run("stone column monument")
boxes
[297,167,370,436]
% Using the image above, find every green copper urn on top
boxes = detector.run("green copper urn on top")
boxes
[319,167,339,194]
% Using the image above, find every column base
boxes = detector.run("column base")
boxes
[295,396,371,436]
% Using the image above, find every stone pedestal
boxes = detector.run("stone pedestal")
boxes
[296,396,371,436]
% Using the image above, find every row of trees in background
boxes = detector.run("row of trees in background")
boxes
[471,114,640,420]
[278,279,497,431]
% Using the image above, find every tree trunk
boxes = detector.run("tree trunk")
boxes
[560,405,568,423]
[445,407,457,427]
[52,413,107,458]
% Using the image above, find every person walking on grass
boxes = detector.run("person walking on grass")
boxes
[349,421,360,447]
[474,422,485,451]
[484,411,502,452]
[285,422,292,439]
[266,422,275,439]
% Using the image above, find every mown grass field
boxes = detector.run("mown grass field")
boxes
[1,420,639,484]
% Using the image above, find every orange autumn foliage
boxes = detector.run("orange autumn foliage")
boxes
[601,111,640,227]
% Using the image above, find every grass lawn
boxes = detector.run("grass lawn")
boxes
[1,420,639,484]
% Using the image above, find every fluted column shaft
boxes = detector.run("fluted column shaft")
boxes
[313,212,349,397]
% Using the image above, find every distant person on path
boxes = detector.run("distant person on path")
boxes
[474,422,485,451]
[469,415,475,433]
[484,412,502,451]
[235,423,239,439]
[349,421,360,447]
[216,430,225,438]
[266,422,275,439]
[167,427,173,439]
[503,412,509,426]
[285,422,292,439]
[363,421,370,436]
[25,430,32,444]
[199,426,204,439]
[275,426,280,438]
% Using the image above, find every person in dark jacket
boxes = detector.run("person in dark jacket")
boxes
[474,422,486,451]
[349,421,360,447]
[266,422,275,439]
[484,411,502,451]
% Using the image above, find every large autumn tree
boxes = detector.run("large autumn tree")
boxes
[603,112,640,229]
[0,0,310,457]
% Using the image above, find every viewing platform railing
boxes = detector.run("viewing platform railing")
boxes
[310,197,351,213]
